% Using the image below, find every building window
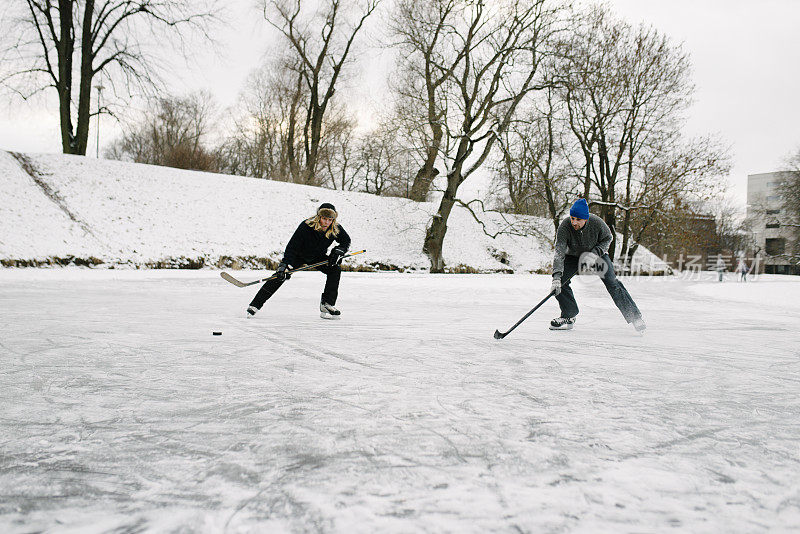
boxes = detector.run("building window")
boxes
[767,195,781,202]
[765,238,786,255]
[766,222,780,229]
[766,209,781,215]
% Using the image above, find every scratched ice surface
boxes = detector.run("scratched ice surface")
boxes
[1,270,799,533]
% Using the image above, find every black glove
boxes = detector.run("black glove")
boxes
[328,248,345,267]
[275,262,291,282]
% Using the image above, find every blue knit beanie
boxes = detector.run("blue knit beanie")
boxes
[569,198,589,220]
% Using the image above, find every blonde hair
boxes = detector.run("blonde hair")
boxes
[305,213,340,238]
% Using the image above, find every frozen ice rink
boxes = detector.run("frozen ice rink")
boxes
[1,270,799,532]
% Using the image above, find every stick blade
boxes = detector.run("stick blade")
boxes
[220,272,246,288]
[493,330,506,340]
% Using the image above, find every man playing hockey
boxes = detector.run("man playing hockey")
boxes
[549,198,646,332]
[247,203,351,320]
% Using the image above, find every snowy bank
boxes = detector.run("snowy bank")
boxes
[0,150,669,273]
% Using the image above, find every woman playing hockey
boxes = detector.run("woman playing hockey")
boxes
[549,199,646,333]
[247,203,351,320]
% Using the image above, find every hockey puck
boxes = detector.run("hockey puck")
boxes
[212,331,222,336]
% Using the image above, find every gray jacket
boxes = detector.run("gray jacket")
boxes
[552,214,613,279]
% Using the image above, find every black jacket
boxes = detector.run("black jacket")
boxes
[282,221,351,267]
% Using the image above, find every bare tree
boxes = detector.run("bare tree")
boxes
[615,134,730,265]
[217,62,307,181]
[355,118,419,197]
[357,123,396,196]
[561,6,696,259]
[712,198,748,256]
[1,0,218,156]
[262,0,380,185]
[776,147,800,264]
[635,196,718,264]
[492,84,579,232]
[218,57,365,188]
[486,5,729,265]
[390,0,465,202]
[779,147,800,225]
[105,92,218,171]
[399,0,563,272]
[319,110,360,190]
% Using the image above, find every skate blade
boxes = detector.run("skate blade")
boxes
[549,324,573,331]
[320,312,341,320]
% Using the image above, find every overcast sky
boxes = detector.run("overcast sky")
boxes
[1,0,798,208]
[607,0,800,207]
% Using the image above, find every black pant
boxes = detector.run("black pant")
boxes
[249,261,341,309]
[556,254,642,323]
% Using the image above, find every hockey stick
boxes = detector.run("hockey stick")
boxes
[220,250,366,288]
[493,271,576,339]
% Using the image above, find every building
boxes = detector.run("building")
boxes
[746,171,799,274]
[635,199,723,274]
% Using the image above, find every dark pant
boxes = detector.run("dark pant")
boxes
[556,254,642,323]
[249,260,341,309]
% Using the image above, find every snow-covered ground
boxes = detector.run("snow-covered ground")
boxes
[0,150,668,273]
[1,269,798,532]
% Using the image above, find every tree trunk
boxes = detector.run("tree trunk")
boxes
[625,242,639,267]
[57,85,75,154]
[305,101,322,184]
[596,186,618,260]
[286,71,303,181]
[582,150,592,199]
[74,0,95,156]
[423,189,456,273]
[409,163,439,202]
[409,125,443,202]
[620,208,632,272]
[619,147,635,271]
[598,139,617,260]
[57,0,76,154]
[543,178,560,233]
[604,204,617,260]
[423,133,472,272]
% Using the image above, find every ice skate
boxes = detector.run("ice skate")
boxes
[320,302,341,320]
[246,305,258,318]
[549,317,575,330]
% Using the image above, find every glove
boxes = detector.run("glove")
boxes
[328,247,345,267]
[275,262,291,282]
[551,277,562,296]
